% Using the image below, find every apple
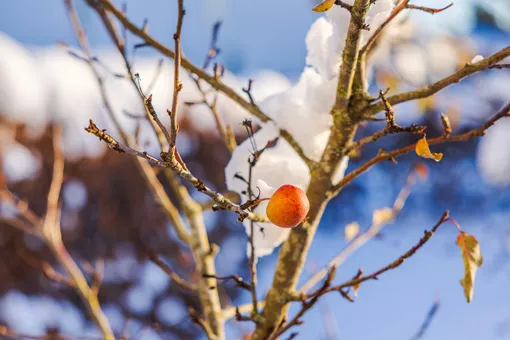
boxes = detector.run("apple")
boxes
[266,184,310,228]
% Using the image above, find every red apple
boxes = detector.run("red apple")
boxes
[266,184,310,228]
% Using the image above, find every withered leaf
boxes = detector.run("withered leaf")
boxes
[312,0,335,12]
[415,136,443,162]
[456,231,483,303]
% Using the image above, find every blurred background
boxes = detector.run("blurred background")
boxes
[0,0,509,339]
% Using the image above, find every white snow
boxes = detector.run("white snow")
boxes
[225,3,397,257]
[471,54,484,63]
[225,122,310,257]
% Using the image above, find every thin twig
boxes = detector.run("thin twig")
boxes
[409,299,440,340]
[300,165,419,293]
[332,211,450,291]
[93,0,314,167]
[42,262,76,288]
[66,0,192,245]
[361,0,410,56]
[188,67,236,154]
[168,0,185,156]
[362,46,510,117]
[189,307,217,340]
[202,274,251,291]
[85,119,269,223]
[334,102,510,195]
[275,211,449,339]
[345,90,425,154]
[148,250,197,291]
[222,301,266,321]
[489,64,510,69]
[406,3,454,15]
[45,125,114,339]
[1,123,115,339]
[268,267,338,340]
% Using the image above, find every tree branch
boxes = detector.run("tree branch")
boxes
[65,0,193,246]
[252,1,372,338]
[334,102,510,195]
[332,211,450,291]
[85,119,268,224]
[148,250,197,291]
[168,0,184,156]
[344,90,425,154]
[361,46,510,117]
[300,165,419,293]
[333,0,371,113]
[272,211,449,339]
[1,124,115,340]
[93,0,315,167]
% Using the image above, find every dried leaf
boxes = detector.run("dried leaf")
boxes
[415,136,443,162]
[456,231,483,303]
[312,0,335,12]
[372,207,394,225]
[344,222,360,242]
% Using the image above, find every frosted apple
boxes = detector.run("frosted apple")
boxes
[266,184,310,228]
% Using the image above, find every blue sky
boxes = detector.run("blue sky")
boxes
[1,1,510,339]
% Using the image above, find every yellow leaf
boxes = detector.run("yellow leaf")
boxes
[312,0,335,12]
[372,207,394,226]
[456,231,483,303]
[344,222,360,242]
[415,136,443,162]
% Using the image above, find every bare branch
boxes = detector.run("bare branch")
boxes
[2,120,114,339]
[268,267,338,339]
[272,211,448,339]
[93,0,315,167]
[345,90,425,154]
[222,301,266,321]
[168,0,185,156]
[44,124,114,339]
[85,119,269,223]
[41,125,65,243]
[252,1,373,338]
[42,262,76,288]
[361,0,409,57]
[489,64,510,69]
[189,307,218,340]
[335,102,510,195]
[67,0,197,247]
[333,0,372,113]
[300,165,419,293]
[148,250,197,291]
[362,46,510,117]
[406,3,454,15]
[334,211,450,291]
[335,0,353,12]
